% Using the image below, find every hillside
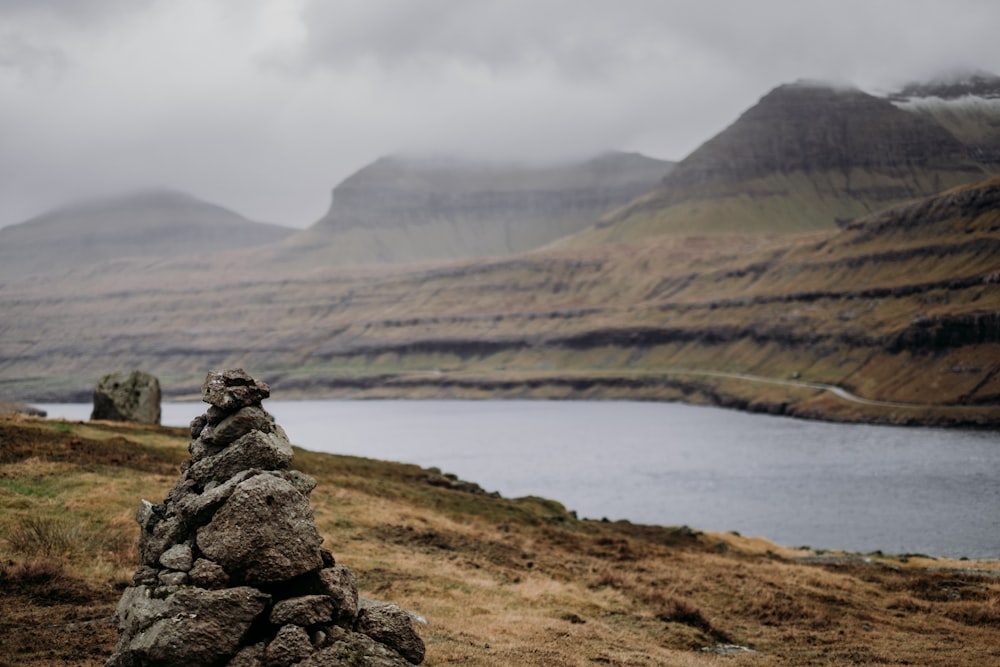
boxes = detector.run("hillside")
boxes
[888,70,1000,154]
[570,80,998,244]
[2,414,998,666]
[0,189,294,281]
[283,152,673,265]
[1,176,997,427]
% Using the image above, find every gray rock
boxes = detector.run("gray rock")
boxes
[131,566,160,586]
[175,468,260,525]
[188,558,229,589]
[284,469,318,496]
[187,429,293,485]
[138,514,187,567]
[229,642,266,667]
[298,629,414,667]
[113,585,171,640]
[359,597,428,626]
[135,499,156,527]
[208,406,275,447]
[201,368,270,411]
[265,625,314,667]
[90,370,161,424]
[108,586,270,667]
[270,595,335,627]
[196,474,324,585]
[189,436,225,463]
[158,543,193,572]
[317,565,359,626]
[355,603,426,665]
[189,413,207,439]
[157,570,189,586]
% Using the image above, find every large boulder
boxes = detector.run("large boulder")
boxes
[108,586,270,666]
[196,473,324,585]
[91,370,161,424]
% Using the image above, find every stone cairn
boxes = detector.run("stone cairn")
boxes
[108,369,425,667]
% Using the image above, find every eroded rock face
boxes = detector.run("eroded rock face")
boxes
[91,370,161,424]
[107,368,425,666]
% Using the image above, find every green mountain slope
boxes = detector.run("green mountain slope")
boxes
[568,80,998,244]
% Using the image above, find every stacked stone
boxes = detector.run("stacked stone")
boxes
[108,369,425,667]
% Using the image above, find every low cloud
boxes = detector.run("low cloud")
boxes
[1,0,998,228]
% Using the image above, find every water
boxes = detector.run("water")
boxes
[39,400,1000,559]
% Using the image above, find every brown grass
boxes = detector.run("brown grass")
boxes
[2,415,1000,666]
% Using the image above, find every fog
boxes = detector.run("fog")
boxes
[2,0,998,228]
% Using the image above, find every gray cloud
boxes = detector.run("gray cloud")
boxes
[0,32,67,76]
[1,0,998,229]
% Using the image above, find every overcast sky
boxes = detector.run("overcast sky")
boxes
[2,0,998,229]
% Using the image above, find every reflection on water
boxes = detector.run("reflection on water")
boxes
[39,400,1000,558]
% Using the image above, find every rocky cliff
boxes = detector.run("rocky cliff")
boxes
[284,152,673,264]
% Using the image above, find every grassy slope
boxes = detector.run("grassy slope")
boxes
[1,181,998,426]
[1,415,999,666]
[567,167,982,244]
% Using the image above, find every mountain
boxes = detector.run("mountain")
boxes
[283,152,674,265]
[0,189,294,281]
[887,70,1000,160]
[570,80,998,244]
[2,175,997,426]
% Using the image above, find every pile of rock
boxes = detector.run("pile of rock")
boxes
[108,369,425,667]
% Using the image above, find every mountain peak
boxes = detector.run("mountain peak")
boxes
[666,82,964,188]
[0,188,293,280]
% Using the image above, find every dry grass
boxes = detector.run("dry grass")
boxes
[2,414,999,666]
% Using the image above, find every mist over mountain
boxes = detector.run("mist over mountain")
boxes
[572,78,999,243]
[0,189,294,281]
[284,152,673,265]
[888,70,1000,158]
[1,73,998,427]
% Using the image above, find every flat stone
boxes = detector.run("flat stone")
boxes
[157,570,189,586]
[108,586,270,667]
[270,595,335,627]
[355,603,426,665]
[188,558,229,589]
[207,406,275,448]
[187,429,293,485]
[158,543,193,572]
[201,369,270,411]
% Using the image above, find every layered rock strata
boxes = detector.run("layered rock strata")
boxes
[108,368,424,666]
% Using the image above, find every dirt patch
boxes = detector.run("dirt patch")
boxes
[0,420,180,473]
[0,559,118,666]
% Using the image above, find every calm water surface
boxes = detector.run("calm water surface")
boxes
[40,400,1000,558]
